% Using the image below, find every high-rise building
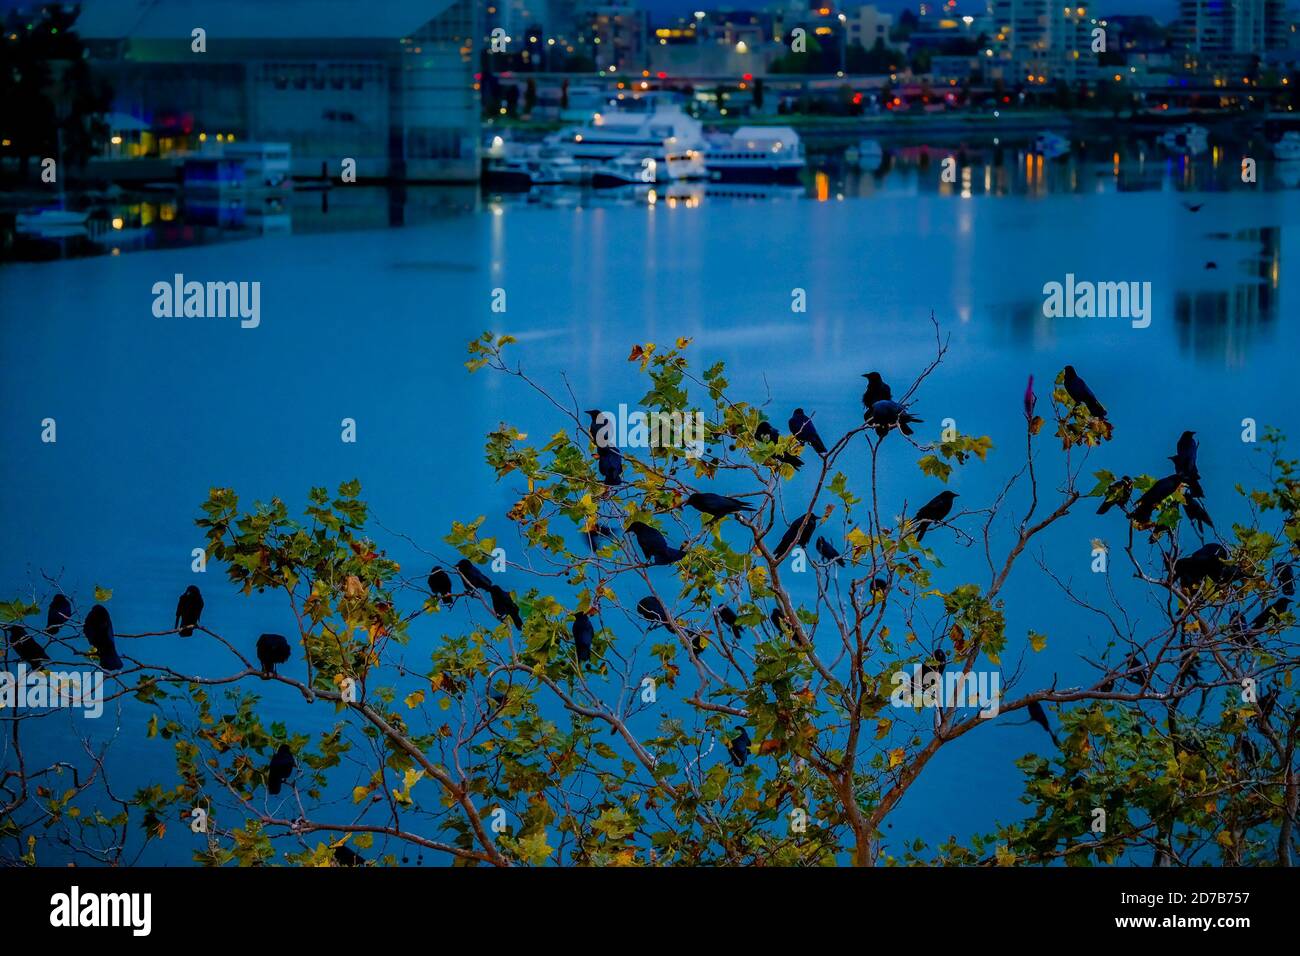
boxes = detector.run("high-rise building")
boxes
[1173,0,1287,78]
[988,0,1052,82]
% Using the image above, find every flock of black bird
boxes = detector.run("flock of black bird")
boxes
[6,362,1292,801]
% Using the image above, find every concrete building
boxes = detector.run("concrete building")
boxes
[844,4,894,50]
[988,0,1052,83]
[1173,0,1288,78]
[78,0,480,181]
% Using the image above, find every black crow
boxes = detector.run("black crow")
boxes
[864,400,922,438]
[1173,543,1236,590]
[920,647,947,690]
[1026,700,1060,747]
[596,445,624,485]
[573,611,594,663]
[256,632,291,678]
[684,492,755,521]
[84,604,122,671]
[1252,597,1293,632]
[815,536,845,566]
[636,596,671,628]
[718,606,743,639]
[1130,475,1184,525]
[1183,496,1214,533]
[1062,365,1107,419]
[487,584,523,630]
[6,624,48,668]
[175,585,204,636]
[455,559,493,594]
[754,420,804,471]
[788,408,827,456]
[584,409,613,448]
[861,371,892,408]
[727,727,752,768]
[1096,476,1133,515]
[627,520,686,565]
[912,490,958,541]
[267,743,295,795]
[45,594,72,635]
[1182,201,1204,212]
[1278,563,1295,597]
[770,605,792,634]
[427,566,453,606]
[1172,431,1199,479]
[333,845,365,867]
[772,513,818,561]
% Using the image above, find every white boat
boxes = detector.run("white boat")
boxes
[16,209,90,228]
[705,126,806,183]
[1159,124,1208,154]
[545,93,707,181]
[846,138,884,170]
[483,140,591,190]
[1273,131,1300,161]
[591,152,660,188]
[1032,131,1070,159]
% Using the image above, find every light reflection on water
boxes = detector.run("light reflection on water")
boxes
[2,130,1298,864]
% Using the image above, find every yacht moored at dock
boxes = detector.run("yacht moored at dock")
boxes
[705,126,805,183]
[544,93,706,181]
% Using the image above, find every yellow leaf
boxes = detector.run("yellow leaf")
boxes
[888,748,905,768]
[352,786,369,804]
[405,690,425,709]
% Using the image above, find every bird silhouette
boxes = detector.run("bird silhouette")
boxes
[333,845,365,867]
[584,409,614,448]
[1173,543,1237,590]
[627,520,686,565]
[487,584,523,630]
[1130,474,1184,525]
[84,604,122,671]
[572,611,594,663]
[596,445,624,485]
[753,420,804,470]
[1182,201,1204,213]
[427,566,453,606]
[727,727,752,768]
[789,408,827,456]
[6,624,48,668]
[1183,496,1214,533]
[864,399,922,438]
[1062,365,1107,419]
[861,371,892,408]
[1096,476,1134,515]
[718,606,743,639]
[684,492,754,521]
[455,559,493,594]
[267,743,295,795]
[912,491,958,541]
[636,596,671,628]
[45,594,72,635]
[772,513,818,561]
[815,536,845,566]
[175,585,204,636]
[256,632,291,678]
[1026,700,1060,747]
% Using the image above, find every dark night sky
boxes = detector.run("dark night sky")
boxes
[0,0,1187,27]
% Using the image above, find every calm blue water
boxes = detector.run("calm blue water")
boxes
[2,158,1297,864]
